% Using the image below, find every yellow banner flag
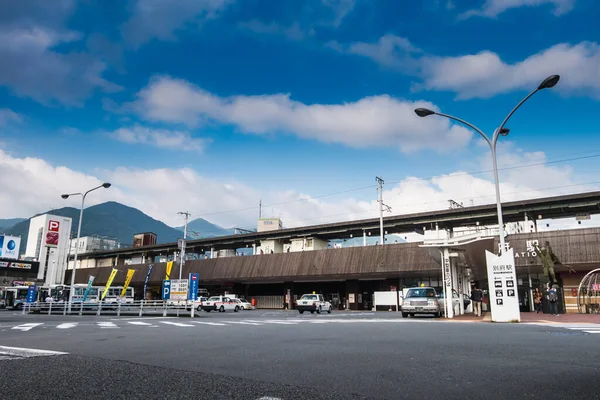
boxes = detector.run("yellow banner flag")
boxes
[120,269,136,297]
[101,268,118,301]
[165,261,173,280]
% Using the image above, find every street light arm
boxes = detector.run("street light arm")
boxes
[433,112,491,146]
[493,88,539,145]
[84,184,107,197]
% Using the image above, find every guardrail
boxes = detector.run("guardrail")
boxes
[21,300,202,317]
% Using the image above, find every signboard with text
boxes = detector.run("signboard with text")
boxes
[161,280,171,300]
[0,235,21,259]
[46,220,60,247]
[188,273,199,301]
[485,248,520,323]
[170,279,188,301]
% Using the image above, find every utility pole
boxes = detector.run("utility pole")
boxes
[177,211,191,280]
[259,199,262,219]
[376,177,392,246]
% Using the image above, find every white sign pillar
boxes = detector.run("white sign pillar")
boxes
[485,248,520,322]
[442,248,453,318]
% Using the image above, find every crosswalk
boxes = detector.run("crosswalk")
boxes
[4,318,405,332]
[0,345,67,361]
[525,322,600,335]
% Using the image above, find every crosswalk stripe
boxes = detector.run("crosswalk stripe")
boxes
[192,321,227,326]
[0,345,68,358]
[56,323,78,329]
[11,323,43,331]
[583,330,600,334]
[227,321,263,326]
[160,321,194,327]
[97,321,118,329]
[127,321,153,326]
[263,321,298,325]
[566,327,600,330]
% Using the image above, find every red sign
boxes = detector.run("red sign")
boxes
[48,220,60,232]
[192,275,197,281]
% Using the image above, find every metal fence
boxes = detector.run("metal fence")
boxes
[21,300,204,317]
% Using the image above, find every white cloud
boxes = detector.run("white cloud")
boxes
[111,125,209,152]
[121,0,232,48]
[329,34,422,71]
[332,34,600,99]
[321,0,356,27]
[0,26,121,106]
[418,41,600,99]
[0,109,23,126]
[1,141,595,235]
[459,0,576,19]
[129,75,472,153]
[239,20,307,41]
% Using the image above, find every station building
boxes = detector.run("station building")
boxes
[64,192,600,314]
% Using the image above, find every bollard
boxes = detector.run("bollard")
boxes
[191,302,195,318]
[162,302,167,317]
[63,302,67,315]
[97,301,102,316]
[48,302,53,315]
[79,302,83,316]
[117,301,121,317]
[139,300,144,317]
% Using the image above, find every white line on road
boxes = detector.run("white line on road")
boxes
[227,321,263,326]
[583,330,600,334]
[127,321,153,326]
[11,323,44,331]
[160,321,195,327]
[192,321,228,326]
[56,323,78,329]
[0,345,68,358]
[97,321,118,329]
[263,321,298,325]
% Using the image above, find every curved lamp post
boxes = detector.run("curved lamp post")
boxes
[414,75,559,254]
[62,182,111,313]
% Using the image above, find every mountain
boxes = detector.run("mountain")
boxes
[5,202,186,247]
[175,218,235,239]
[0,218,26,232]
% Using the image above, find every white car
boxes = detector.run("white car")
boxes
[201,296,241,312]
[296,294,332,314]
[233,298,252,310]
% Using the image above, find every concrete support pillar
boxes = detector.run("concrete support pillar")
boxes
[210,247,215,259]
[528,273,534,312]
[363,230,367,247]
[252,243,256,256]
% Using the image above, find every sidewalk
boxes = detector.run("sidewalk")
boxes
[442,312,600,324]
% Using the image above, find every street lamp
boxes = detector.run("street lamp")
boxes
[62,182,111,312]
[414,75,560,254]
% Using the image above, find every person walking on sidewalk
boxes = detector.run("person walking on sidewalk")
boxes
[533,288,543,314]
[471,285,484,317]
[547,285,559,316]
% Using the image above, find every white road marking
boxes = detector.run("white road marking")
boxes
[56,323,78,329]
[11,323,44,331]
[97,321,118,329]
[226,321,263,326]
[127,321,153,326]
[583,330,600,334]
[192,321,228,326]
[0,345,68,360]
[256,397,283,400]
[263,321,298,325]
[160,321,194,327]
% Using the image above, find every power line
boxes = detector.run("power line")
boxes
[191,152,600,220]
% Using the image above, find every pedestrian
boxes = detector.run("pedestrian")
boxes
[470,285,483,317]
[547,285,559,316]
[533,288,543,314]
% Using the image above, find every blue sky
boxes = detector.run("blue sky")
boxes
[1,0,600,231]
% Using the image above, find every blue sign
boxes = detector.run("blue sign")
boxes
[161,280,171,300]
[26,285,36,303]
[143,265,153,299]
[82,275,95,302]
[188,273,199,301]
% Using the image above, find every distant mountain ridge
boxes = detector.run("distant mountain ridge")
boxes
[5,202,189,247]
[175,218,235,238]
[0,218,26,232]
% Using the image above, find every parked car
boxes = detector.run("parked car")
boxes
[401,287,441,317]
[296,293,332,314]
[233,298,252,310]
[201,296,240,312]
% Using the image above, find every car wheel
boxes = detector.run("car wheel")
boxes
[410,313,414,317]
[219,306,225,312]
[234,306,239,312]
[310,310,315,314]
[299,310,304,314]
[197,306,202,311]
[327,306,332,314]
[402,312,408,318]
[317,306,322,314]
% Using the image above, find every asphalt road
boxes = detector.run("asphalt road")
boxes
[1,310,599,399]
